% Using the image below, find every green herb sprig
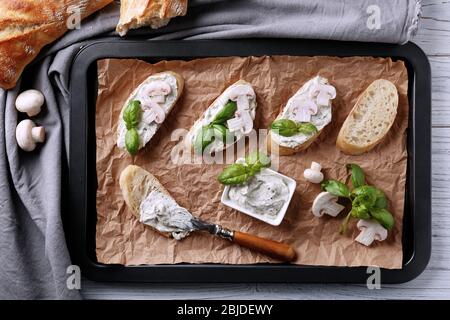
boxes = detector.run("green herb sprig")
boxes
[123,100,142,155]
[194,100,237,154]
[218,152,271,185]
[270,119,318,137]
[321,164,395,234]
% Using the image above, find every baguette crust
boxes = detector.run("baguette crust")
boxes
[336,79,398,155]
[0,0,112,90]
[119,165,172,238]
[187,79,255,154]
[116,0,188,36]
[117,71,184,152]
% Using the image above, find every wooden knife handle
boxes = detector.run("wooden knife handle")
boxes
[233,231,297,262]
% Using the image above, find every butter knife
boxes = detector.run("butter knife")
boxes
[191,218,297,262]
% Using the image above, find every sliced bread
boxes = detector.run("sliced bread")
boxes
[186,80,257,154]
[117,71,184,154]
[336,79,398,155]
[267,76,336,155]
[119,165,172,238]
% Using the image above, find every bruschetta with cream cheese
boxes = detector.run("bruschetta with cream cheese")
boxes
[186,80,257,154]
[117,71,184,155]
[267,76,336,155]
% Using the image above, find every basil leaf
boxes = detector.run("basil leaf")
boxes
[296,122,318,136]
[125,127,140,155]
[351,203,371,219]
[373,188,388,209]
[369,208,395,231]
[211,123,228,142]
[194,126,214,153]
[245,151,271,168]
[218,164,250,185]
[351,186,378,208]
[348,163,365,188]
[123,100,142,130]
[321,180,351,198]
[212,100,237,124]
[270,119,298,137]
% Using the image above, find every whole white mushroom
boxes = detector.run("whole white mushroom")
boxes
[304,162,324,184]
[16,119,46,152]
[15,89,45,117]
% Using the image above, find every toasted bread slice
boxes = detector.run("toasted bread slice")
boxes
[336,79,398,155]
[119,165,172,238]
[186,80,257,154]
[117,71,184,153]
[268,76,335,155]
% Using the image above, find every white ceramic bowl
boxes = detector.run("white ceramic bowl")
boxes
[220,168,297,226]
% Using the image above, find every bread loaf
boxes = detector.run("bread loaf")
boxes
[0,0,112,90]
[116,0,188,36]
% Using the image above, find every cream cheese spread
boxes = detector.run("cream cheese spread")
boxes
[271,76,336,148]
[117,73,178,150]
[139,190,194,240]
[226,169,290,218]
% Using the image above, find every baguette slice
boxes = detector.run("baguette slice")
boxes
[186,80,257,154]
[119,165,172,238]
[117,71,184,153]
[268,76,335,155]
[336,79,398,155]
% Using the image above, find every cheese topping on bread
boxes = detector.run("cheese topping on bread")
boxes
[140,190,194,240]
[271,76,336,148]
[188,81,257,153]
[117,73,179,150]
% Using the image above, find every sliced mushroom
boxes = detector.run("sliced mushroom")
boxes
[227,110,253,134]
[142,100,166,124]
[304,162,324,184]
[15,89,45,117]
[310,82,336,106]
[226,85,255,134]
[228,85,255,111]
[312,192,345,217]
[16,119,46,152]
[141,81,172,104]
[355,220,387,246]
[227,117,244,133]
[291,97,318,123]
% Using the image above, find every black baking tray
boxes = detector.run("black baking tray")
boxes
[66,39,431,283]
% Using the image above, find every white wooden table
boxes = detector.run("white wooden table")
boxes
[81,0,450,299]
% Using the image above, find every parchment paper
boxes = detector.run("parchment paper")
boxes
[95,56,408,268]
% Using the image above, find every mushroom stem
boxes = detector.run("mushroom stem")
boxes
[31,127,45,143]
[311,162,322,172]
[355,228,377,246]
